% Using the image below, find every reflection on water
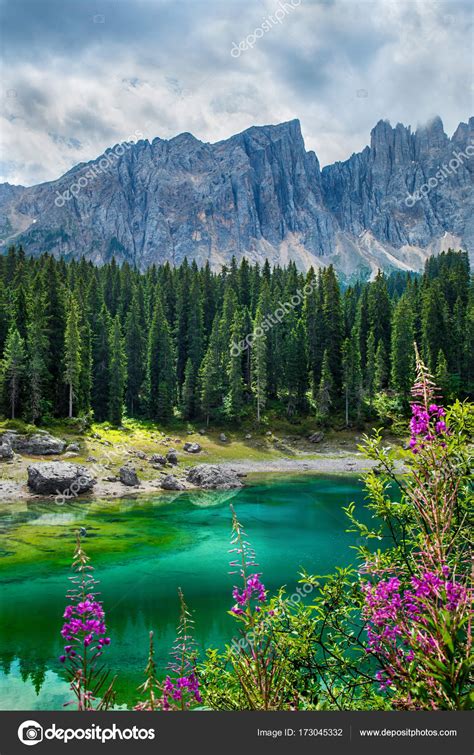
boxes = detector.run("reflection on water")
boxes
[0,475,367,709]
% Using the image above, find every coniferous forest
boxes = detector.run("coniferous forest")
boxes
[0,246,472,428]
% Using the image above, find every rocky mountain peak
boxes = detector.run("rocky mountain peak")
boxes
[0,116,472,282]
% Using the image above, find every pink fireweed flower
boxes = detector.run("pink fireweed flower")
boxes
[60,592,109,661]
[362,566,468,664]
[409,401,448,453]
[162,673,202,707]
[231,573,267,614]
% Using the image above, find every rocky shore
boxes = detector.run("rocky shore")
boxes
[0,427,405,502]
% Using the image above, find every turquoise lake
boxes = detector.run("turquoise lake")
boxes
[0,475,368,709]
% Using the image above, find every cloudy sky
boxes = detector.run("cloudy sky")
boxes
[1,0,473,186]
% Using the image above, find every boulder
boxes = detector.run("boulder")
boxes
[149,454,167,466]
[183,442,201,454]
[198,428,206,435]
[308,432,325,443]
[187,464,243,490]
[0,441,14,460]
[219,433,228,442]
[119,465,140,486]
[1,432,66,455]
[160,474,186,491]
[66,443,80,452]
[27,462,96,495]
[245,434,252,440]
[166,450,178,465]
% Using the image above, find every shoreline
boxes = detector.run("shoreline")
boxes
[0,452,398,503]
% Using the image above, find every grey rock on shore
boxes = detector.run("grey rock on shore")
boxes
[160,474,186,491]
[27,462,96,495]
[119,465,140,486]
[183,442,201,454]
[149,454,166,466]
[0,441,14,460]
[187,464,243,490]
[1,432,66,455]
[166,450,178,465]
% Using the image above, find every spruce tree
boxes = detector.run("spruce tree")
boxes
[435,350,453,402]
[2,326,25,419]
[181,359,195,420]
[374,340,389,391]
[342,329,362,426]
[368,271,391,352]
[108,316,127,425]
[285,316,308,415]
[64,296,82,419]
[251,307,267,424]
[225,309,245,421]
[91,304,111,422]
[317,350,333,419]
[200,315,223,425]
[124,290,145,416]
[304,269,325,398]
[146,292,175,420]
[322,266,343,389]
[26,294,49,423]
[390,294,415,398]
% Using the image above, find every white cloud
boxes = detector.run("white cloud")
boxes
[0,0,472,185]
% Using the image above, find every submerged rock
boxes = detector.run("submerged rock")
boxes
[187,464,243,490]
[27,462,96,495]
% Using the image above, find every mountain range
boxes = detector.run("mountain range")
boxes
[1,115,473,281]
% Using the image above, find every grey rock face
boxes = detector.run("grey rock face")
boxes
[321,116,474,274]
[187,464,243,490]
[1,117,472,280]
[27,462,96,495]
[183,442,201,454]
[1,432,66,455]
[119,465,140,486]
[160,474,186,491]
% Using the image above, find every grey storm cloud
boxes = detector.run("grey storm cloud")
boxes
[0,0,473,185]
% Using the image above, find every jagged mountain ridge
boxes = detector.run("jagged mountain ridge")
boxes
[1,116,472,280]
